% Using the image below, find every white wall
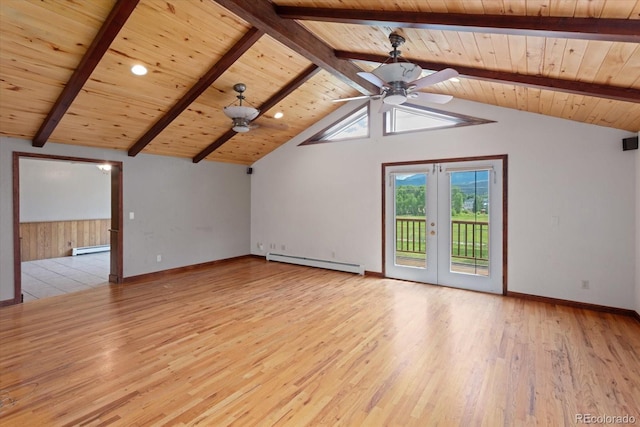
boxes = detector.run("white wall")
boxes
[251,98,638,310]
[20,158,111,222]
[123,152,250,275]
[0,137,251,302]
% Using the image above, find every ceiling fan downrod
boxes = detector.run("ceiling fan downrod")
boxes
[388,33,405,63]
[233,83,247,106]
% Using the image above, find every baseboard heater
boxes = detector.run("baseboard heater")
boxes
[266,253,364,275]
[72,244,110,256]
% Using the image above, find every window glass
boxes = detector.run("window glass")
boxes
[384,103,493,135]
[301,104,369,145]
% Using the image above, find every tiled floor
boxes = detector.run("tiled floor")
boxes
[21,252,110,302]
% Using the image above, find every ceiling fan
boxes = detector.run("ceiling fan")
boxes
[335,32,459,109]
[223,83,260,133]
[223,83,288,133]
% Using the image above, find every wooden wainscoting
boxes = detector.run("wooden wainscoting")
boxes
[19,219,110,261]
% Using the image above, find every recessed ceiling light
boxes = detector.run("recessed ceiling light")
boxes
[131,64,147,76]
[274,112,284,119]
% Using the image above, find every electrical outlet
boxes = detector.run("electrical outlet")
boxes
[281,244,286,251]
[581,280,590,290]
[157,254,162,263]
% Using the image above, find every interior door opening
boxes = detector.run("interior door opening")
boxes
[11,152,123,305]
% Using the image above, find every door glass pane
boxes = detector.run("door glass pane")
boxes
[449,170,489,276]
[395,173,427,268]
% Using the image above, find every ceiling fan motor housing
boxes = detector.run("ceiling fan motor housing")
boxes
[384,83,409,105]
[231,117,251,133]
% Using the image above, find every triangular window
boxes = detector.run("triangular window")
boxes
[300,101,493,146]
[384,103,494,135]
[300,104,369,145]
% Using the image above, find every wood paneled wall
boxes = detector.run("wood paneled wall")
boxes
[20,219,110,261]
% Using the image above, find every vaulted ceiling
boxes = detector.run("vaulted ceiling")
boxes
[1,0,639,165]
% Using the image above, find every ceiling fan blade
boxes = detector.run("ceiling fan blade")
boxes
[332,95,373,103]
[357,71,387,88]
[413,92,454,104]
[411,68,459,90]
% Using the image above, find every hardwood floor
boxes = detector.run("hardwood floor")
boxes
[1,258,638,426]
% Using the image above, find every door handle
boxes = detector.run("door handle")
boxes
[108,229,119,233]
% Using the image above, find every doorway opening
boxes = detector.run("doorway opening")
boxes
[11,152,123,305]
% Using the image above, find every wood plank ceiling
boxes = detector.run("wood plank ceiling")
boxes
[1,0,639,166]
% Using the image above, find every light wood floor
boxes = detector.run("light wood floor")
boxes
[1,258,638,426]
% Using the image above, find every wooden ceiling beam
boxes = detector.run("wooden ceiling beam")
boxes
[276,7,640,43]
[192,129,237,164]
[32,0,139,147]
[335,51,640,104]
[213,0,377,95]
[254,65,322,119]
[193,64,321,163]
[127,27,264,157]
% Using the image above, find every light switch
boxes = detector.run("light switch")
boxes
[129,212,135,220]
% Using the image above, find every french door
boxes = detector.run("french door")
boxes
[384,157,505,294]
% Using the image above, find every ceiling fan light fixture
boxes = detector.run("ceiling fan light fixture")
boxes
[224,83,259,132]
[372,62,422,84]
[223,105,259,121]
[383,88,408,105]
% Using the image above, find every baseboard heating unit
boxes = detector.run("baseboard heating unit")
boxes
[266,253,364,275]
[72,244,110,256]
